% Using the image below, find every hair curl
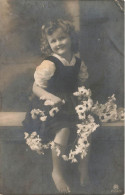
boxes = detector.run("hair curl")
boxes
[40,18,79,58]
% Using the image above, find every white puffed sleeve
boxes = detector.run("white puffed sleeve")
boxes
[34,60,56,88]
[78,61,89,86]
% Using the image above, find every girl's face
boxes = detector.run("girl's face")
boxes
[47,27,72,57]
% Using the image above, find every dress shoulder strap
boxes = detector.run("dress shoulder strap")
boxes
[45,56,63,67]
[45,55,82,73]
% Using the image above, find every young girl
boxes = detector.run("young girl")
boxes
[23,18,89,193]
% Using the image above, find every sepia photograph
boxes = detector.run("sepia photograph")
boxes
[0,0,124,194]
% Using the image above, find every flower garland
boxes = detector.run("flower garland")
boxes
[24,86,124,163]
[24,131,51,154]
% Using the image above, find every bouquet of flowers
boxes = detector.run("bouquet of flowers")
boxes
[24,86,124,163]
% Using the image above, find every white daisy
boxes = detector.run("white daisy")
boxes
[78,86,91,97]
[87,115,95,122]
[62,155,69,161]
[77,138,84,145]
[75,105,86,113]
[76,123,84,129]
[31,109,44,119]
[80,131,90,138]
[82,99,93,111]
[31,113,37,119]
[78,112,86,120]
[78,86,86,95]
[117,109,125,121]
[39,110,45,116]
[49,107,59,117]
[73,91,80,96]
[81,151,87,159]
[82,139,90,148]
[56,147,61,156]
[74,145,84,155]
[90,123,99,132]
[71,158,78,163]
[24,132,29,139]
[31,109,38,119]
[31,131,37,137]
[40,116,47,121]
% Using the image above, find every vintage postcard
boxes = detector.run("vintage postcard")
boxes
[0,0,124,194]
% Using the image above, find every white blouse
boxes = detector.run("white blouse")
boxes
[34,54,88,88]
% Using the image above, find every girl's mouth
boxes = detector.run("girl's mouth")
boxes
[57,45,64,50]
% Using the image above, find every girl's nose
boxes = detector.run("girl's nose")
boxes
[56,40,61,47]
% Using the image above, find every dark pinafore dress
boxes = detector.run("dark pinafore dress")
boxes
[23,56,81,145]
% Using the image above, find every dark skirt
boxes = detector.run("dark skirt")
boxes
[23,94,79,144]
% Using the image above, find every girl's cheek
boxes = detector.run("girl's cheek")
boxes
[63,39,68,44]
[50,43,54,49]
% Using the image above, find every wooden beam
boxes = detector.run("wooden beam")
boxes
[0,112,26,126]
[0,112,124,127]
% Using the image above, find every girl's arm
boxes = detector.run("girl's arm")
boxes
[33,60,62,104]
[32,82,61,104]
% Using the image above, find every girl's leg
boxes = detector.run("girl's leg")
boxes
[52,127,71,193]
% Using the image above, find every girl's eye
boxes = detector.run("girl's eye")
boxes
[51,39,56,43]
[59,36,65,40]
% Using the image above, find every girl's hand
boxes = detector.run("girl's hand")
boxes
[52,96,62,105]
[44,97,65,106]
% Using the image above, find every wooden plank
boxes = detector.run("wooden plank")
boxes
[0,112,124,127]
[102,121,124,127]
[0,112,26,126]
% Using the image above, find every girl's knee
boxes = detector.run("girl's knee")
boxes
[54,128,70,146]
[60,127,70,135]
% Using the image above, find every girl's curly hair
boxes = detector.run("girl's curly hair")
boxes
[41,18,79,58]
